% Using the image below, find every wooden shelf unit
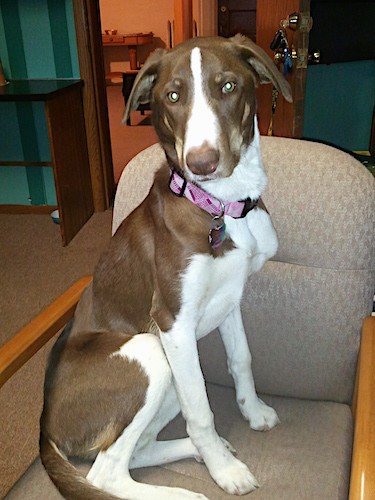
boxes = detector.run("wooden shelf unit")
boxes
[0,79,94,245]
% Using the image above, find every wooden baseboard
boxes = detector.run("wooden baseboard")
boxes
[0,204,58,214]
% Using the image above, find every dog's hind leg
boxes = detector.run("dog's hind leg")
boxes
[87,334,208,500]
[131,383,236,469]
[130,384,203,468]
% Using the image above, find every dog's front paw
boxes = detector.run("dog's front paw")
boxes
[211,455,259,495]
[246,398,280,431]
[194,436,236,463]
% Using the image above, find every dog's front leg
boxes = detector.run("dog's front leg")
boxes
[219,307,280,431]
[160,324,259,495]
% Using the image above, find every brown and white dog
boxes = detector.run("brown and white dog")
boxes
[40,35,292,499]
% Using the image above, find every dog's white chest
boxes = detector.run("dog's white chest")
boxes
[176,210,277,340]
[179,248,248,340]
[172,114,278,341]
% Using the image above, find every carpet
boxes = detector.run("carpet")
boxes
[0,211,112,348]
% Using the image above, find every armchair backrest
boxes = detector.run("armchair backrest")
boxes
[113,139,375,404]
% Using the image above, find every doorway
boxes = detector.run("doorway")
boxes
[98,0,173,182]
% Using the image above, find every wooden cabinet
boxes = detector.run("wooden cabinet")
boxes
[0,80,94,245]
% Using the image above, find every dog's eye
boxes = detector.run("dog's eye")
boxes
[222,82,236,94]
[167,91,180,103]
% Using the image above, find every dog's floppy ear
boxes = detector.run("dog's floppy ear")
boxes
[230,34,293,103]
[122,48,166,124]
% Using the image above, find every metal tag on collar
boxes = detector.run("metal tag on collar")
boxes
[209,200,226,250]
[209,215,226,251]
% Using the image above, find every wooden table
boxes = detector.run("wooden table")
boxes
[0,80,94,245]
[102,32,153,70]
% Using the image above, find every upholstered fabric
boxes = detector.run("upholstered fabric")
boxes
[260,137,374,270]
[200,264,372,403]
[112,143,164,234]
[112,138,375,403]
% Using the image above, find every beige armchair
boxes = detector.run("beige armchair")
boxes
[1,137,374,499]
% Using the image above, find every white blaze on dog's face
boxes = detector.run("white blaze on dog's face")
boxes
[183,47,221,180]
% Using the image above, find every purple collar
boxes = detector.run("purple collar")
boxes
[169,169,258,219]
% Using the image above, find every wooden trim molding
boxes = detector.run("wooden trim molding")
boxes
[350,316,375,500]
[0,276,92,388]
[193,0,217,37]
[72,0,114,212]
[0,161,53,167]
[174,0,193,45]
[0,204,58,215]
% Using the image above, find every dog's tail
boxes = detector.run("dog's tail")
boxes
[40,434,120,500]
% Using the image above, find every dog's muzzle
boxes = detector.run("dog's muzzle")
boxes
[186,145,220,177]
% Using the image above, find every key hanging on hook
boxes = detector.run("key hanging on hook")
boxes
[283,48,293,76]
[270,29,283,51]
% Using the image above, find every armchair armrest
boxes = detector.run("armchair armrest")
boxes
[0,276,92,388]
[350,316,375,499]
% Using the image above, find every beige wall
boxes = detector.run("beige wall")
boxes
[100,0,173,72]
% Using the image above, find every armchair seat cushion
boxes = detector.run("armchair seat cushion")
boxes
[6,384,352,500]
[136,384,353,499]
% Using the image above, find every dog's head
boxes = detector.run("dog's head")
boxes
[123,35,292,182]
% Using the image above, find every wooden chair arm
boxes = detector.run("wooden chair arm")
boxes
[350,315,375,500]
[0,276,92,389]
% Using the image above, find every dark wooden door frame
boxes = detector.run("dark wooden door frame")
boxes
[72,0,114,212]
[174,0,193,44]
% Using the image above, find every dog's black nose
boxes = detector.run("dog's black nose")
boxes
[186,145,220,176]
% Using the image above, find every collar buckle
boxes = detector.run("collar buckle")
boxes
[240,198,259,217]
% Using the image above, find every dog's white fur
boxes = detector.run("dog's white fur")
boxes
[183,47,220,168]
[85,47,279,499]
